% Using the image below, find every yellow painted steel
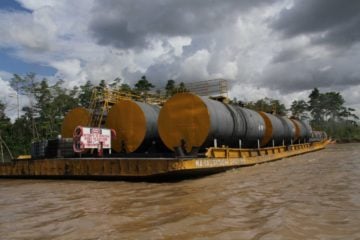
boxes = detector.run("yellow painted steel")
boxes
[258,111,273,146]
[290,119,301,141]
[88,87,167,128]
[16,155,31,160]
[0,141,329,178]
[105,99,147,153]
[158,92,211,152]
[61,107,91,138]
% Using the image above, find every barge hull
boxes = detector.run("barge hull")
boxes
[0,141,328,180]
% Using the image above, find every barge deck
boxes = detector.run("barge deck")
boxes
[0,141,329,180]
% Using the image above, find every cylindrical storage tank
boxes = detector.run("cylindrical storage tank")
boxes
[301,120,312,141]
[311,131,322,141]
[61,107,91,138]
[105,99,163,153]
[228,105,266,147]
[277,116,296,144]
[291,119,307,142]
[158,93,235,152]
[258,112,285,146]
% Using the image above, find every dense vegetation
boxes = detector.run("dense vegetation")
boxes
[234,88,359,142]
[291,88,359,142]
[0,74,358,160]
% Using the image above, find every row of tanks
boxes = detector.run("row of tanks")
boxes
[61,92,312,156]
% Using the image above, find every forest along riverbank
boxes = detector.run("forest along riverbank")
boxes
[0,143,359,240]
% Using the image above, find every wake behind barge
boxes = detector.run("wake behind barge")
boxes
[0,141,328,180]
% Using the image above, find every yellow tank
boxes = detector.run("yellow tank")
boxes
[61,107,91,138]
[158,93,212,152]
[105,99,161,153]
[257,111,273,146]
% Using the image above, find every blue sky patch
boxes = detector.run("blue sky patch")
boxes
[0,0,31,12]
[0,50,56,76]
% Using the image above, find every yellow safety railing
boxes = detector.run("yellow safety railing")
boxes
[87,87,167,127]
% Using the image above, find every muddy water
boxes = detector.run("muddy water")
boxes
[1,144,360,240]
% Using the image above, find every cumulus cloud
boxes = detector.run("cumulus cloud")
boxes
[0,0,358,116]
[261,0,360,112]
[0,10,55,52]
[271,0,360,47]
[261,44,360,93]
[89,0,276,49]
[0,74,21,121]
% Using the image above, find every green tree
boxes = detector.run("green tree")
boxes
[245,98,287,115]
[322,92,345,121]
[98,80,107,88]
[306,88,359,141]
[79,80,94,107]
[109,77,122,90]
[10,73,39,140]
[119,83,132,93]
[34,79,53,138]
[0,101,12,161]
[308,88,323,124]
[9,115,33,156]
[339,107,359,122]
[165,79,176,96]
[7,76,83,156]
[10,74,25,119]
[134,75,154,93]
[290,100,308,119]
[33,79,79,138]
[0,102,10,126]
[270,99,287,116]
[177,82,187,93]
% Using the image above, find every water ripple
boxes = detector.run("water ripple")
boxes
[0,143,360,239]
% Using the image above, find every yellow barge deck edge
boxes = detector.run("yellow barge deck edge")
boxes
[0,141,329,180]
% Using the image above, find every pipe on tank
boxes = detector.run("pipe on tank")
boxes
[105,99,164,153]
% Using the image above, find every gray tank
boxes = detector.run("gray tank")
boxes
[200,97,235,148]
[277,116,296,144]
[228,105,266,147]
[291,119,309,143]
[158,93,314,152]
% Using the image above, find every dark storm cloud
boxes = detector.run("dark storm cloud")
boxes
[271,48,302,63]
[271,0,360,46]
[261,54,360,94]
[90,0,276,49]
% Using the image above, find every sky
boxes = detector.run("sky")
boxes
[0,0,360,119]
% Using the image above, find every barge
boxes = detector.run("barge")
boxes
[0,89,330,181]
[0,141,328,180]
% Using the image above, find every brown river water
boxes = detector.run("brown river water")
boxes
[0,143,360,240]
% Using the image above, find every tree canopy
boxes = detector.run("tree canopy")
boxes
[290,88,359,141]
[134,75,154,93]
[244,97,287,116]
[165,79,188,96]
[290,100,308,120]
